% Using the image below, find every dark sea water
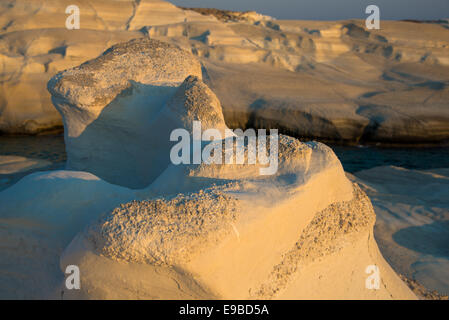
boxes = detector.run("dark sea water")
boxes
[331,144,449,173]
[0,134,66,167]
[0,135,66,190]
[0,135,448,181]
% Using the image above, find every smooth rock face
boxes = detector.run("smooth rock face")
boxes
[48,38,205,188]
[350,166,449,296]
[0,170,136,299]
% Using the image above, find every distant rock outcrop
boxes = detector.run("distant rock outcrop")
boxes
[2,0,449,143]
[179,7,273,23]
[0,0,214,134]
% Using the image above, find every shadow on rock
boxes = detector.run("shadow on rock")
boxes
[393,220,449,258]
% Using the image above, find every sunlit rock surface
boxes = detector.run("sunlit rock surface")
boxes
[55,138,415,299]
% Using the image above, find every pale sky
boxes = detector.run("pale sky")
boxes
[168,0,449,20]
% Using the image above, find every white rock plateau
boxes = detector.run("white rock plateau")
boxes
[0,0,448,144]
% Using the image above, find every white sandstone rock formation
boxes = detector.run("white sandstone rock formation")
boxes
[2,36,418,298]
[41,37,416,299]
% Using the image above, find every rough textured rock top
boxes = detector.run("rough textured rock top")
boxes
[179,7,272,23]
[88,189,239,266]
[166,75,227,130]
[48,38,202,108]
